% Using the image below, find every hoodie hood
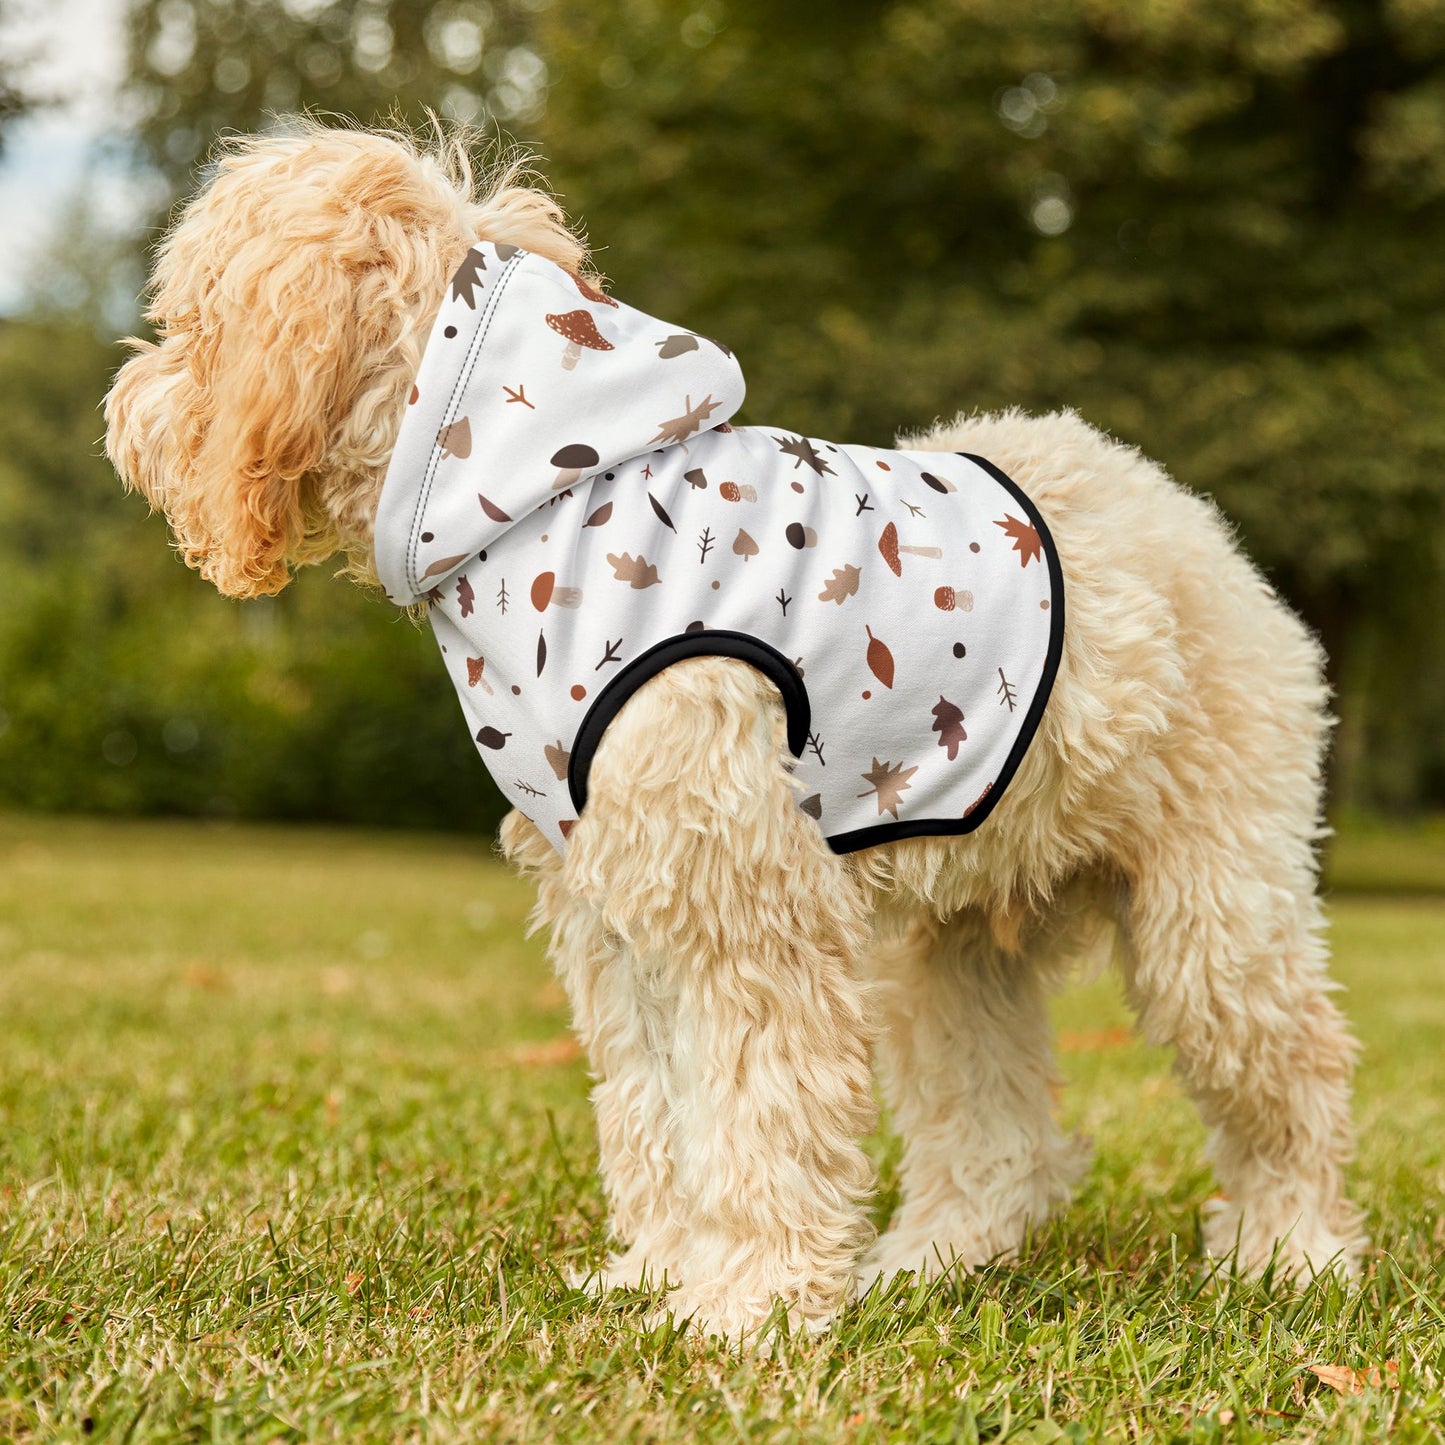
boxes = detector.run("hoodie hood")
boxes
[374,242,745,605]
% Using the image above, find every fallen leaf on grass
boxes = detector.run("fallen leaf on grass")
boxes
[1310,1362,1399,1395]
[344,1272,365,1296]
[1056,1027,1133,1052]
[498,1037,583,1068]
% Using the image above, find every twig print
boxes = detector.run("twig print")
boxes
[514,780,545,798]
[806,731,826,766]
[855,494,873,516]
[497,578,509,613]
[776,588,791,616]
[997,667,1018,711]
[503,383,534,409]
[902,499,925,518]
[698,526,715,563]
[595,638,624,670]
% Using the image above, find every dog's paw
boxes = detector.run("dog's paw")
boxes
[645,1287,836,1351]
[570,1245,675,1296]
[1202,1196,1367,1283]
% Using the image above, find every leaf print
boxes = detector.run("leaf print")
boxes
[800,794,822,820]
[773,434,835,476]
[437,418,472,459]
[817,565,861,604]
[865,626,895,688]
[606,552,661,588]
[478,492,512,523]
[417,552,469,584]
[995,513,1044,567]
[858,758,918,819]
[931,696,967,759]
[648,493,677,531]
[475,726,510,749]
[537,630,547,676]
[558,818,576,838]
[584,501,613,528]
[732,529,759,562]
[650,393,723,445]
[656,333,699,357]
[457,575,475,618]
[544,740,571,781]
[450,250,487,307]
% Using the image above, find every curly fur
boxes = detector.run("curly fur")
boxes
[105,122,1365,1344]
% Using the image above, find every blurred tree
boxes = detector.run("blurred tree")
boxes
[0,0,38,151]
[6,0,1437,825]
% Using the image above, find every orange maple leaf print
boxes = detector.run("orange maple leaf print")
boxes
[994,513,1043,567]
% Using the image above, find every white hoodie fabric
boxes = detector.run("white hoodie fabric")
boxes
[374,242,1064,855]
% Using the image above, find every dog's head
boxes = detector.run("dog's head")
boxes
[105,121,585,597]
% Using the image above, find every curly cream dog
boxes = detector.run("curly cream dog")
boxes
[105,123,1364,1341]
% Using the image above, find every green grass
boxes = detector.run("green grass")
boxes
[2,813,1443,1443]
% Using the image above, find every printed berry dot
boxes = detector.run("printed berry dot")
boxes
[512,684,522,695]
[711,579,720,590]
[570,684,587,701]
[953,643,967,658]
[605,472,615,480]
[861,690,872,700]
[969,541,981,553]
[440,645,447,653]
[421,531,434,543]
[540,534,548,542]
[1040,599,1050,609]
[444,325,457,338]
[791,481,804,493]
[876,460,891,471]
[479,550,487,562]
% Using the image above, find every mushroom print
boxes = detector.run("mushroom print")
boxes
[933,585,975,612]
[878,521,942,576]
[531,571,583,610]
[545,310,614,369]
[551,443,600,489]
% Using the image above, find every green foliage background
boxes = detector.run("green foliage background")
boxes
[2,0,1443,828]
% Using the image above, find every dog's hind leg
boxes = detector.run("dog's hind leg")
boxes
[860,908,1089,1288]
[1119,833,1365,1280]
[567,657,878,1342]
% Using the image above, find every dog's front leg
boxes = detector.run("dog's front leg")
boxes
[567,658,878,1343]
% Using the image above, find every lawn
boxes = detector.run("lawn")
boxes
[2,812,1443,1443]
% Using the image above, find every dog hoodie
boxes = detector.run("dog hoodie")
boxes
[373,242,1064,854]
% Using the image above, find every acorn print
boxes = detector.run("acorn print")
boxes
[878,522,941,576]
[933,585,975,613]
[720,481,757,502]
[531,572,583,610]
[545,310,614,369]
[437,417,472,459]
[919,471,957,494]
[785,523,819,549]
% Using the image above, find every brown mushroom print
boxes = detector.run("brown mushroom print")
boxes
[531,572,583,610]
[466,656,494,693]
[551,443,601,489]
[546,310,614,369]
[878,522,942,576]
